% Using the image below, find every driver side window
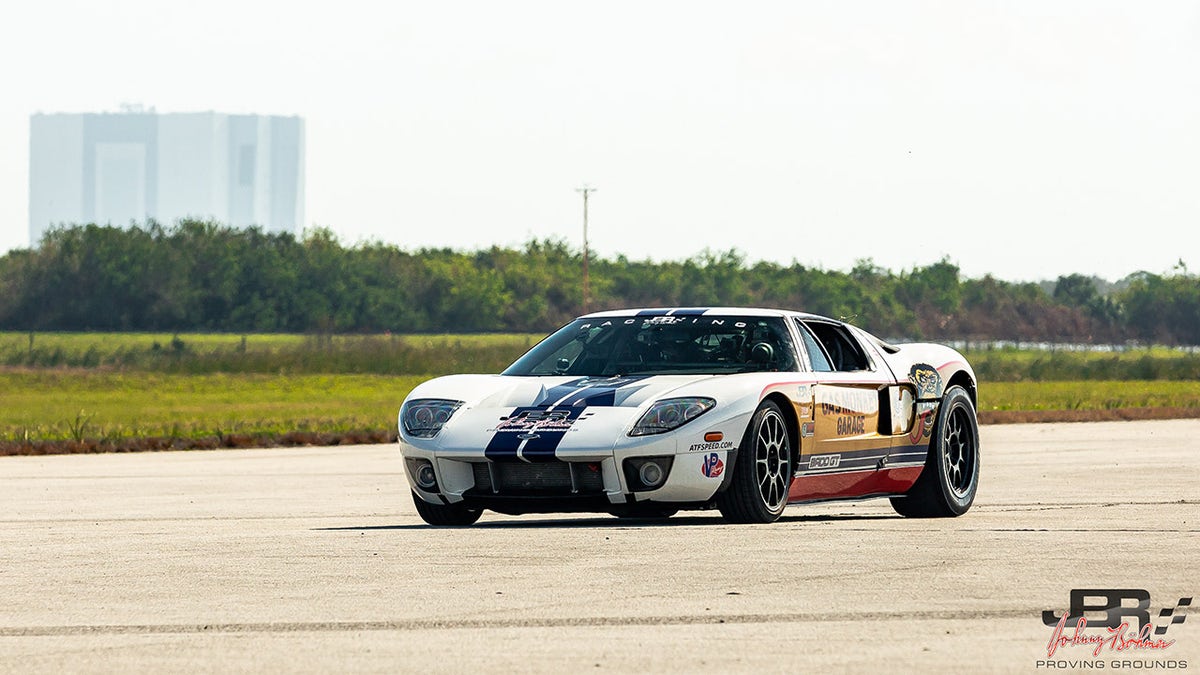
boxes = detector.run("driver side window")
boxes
[795,321,833,372]
[798,320,871,372]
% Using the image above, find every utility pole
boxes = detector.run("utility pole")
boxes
[576,185,597,313]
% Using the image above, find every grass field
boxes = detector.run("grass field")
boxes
[978,380,1200,411]
[0,371,424,444]
[965,347,1200,381]
[3,332,1199,454]
[0,331,539,354]
[0,331,538,374]
[4,371,1198,446]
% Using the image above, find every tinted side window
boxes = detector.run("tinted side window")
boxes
[795,320,833,372]
[802,321,871,372]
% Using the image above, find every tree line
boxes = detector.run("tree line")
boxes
[1,221,1197,344]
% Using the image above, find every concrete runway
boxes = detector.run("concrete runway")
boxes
[2,420,1197,674]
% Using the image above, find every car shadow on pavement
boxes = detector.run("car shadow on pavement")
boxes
[315,512,895,531]
[316,516,707,531]
[780,514,898,523]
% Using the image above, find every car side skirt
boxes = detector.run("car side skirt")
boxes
[787,466,924,503]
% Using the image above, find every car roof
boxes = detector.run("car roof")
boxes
[578,307,837,322]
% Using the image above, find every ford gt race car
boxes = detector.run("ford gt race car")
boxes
[398,308,979,525]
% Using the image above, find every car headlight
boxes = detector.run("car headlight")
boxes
[400,399,463,438]
[629,397,715,436]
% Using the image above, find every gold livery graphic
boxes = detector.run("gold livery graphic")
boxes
[814,386,878,440]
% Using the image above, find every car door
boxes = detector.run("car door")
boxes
[790,319,903,501]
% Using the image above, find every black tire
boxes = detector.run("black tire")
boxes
[412,491,482,526]
[717,400,794,524]
[891,385,980,518]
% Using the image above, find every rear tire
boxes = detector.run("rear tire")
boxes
[412,491,482,526]
[717,400,793,524]
[891,385,979,518]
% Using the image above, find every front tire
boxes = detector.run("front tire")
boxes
[891,385,980,518]
[412,491,482,526]
[717,400,794,523]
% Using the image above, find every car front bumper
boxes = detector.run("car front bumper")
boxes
[399,408,751,512]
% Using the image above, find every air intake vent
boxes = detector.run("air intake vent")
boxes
[469,461,605,496]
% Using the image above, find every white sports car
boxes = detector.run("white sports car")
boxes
[398,308,979,525]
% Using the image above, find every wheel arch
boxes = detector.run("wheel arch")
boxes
[945,370,976,408]
[890,375,980,518]
[716,393,799,497]
[762,392,800,468]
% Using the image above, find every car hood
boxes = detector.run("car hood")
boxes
[407,373,718,411]
[403,373,735,456]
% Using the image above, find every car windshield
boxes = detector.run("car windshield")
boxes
[503,315,798,376]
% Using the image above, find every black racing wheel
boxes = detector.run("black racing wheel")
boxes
[891,385,980,518]
[717,400,794,523]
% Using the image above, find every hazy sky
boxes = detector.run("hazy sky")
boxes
[2,1,1197,281]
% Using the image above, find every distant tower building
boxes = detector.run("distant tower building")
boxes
[28,107,305,245]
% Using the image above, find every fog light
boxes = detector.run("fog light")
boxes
[639,461,665,488]
[623,456,674,492]
[415,462,438,490]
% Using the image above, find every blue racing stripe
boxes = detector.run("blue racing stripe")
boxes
[483,406,543,460]
[520,408,586,462]
[536,377,593,405]
[542,376,648,407]
[484,376,649,462]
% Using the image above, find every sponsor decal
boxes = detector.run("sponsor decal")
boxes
[1035,589,1191,670]
[582,315,747,328]
[809,454,840,469]
[701,452,724,478]
[642,316,680,325]
[795,446,921,475]
[484,377,648,461]
[817,387,875,438]
[687,440,734,453]
[800,421,815,438]
[792,444,927,476]
[603,315,749,328]
[818,389,876,416]
[835,415,866,436]
[490,409,572,433]
[485,406,588,462]
[909,363,943,399]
